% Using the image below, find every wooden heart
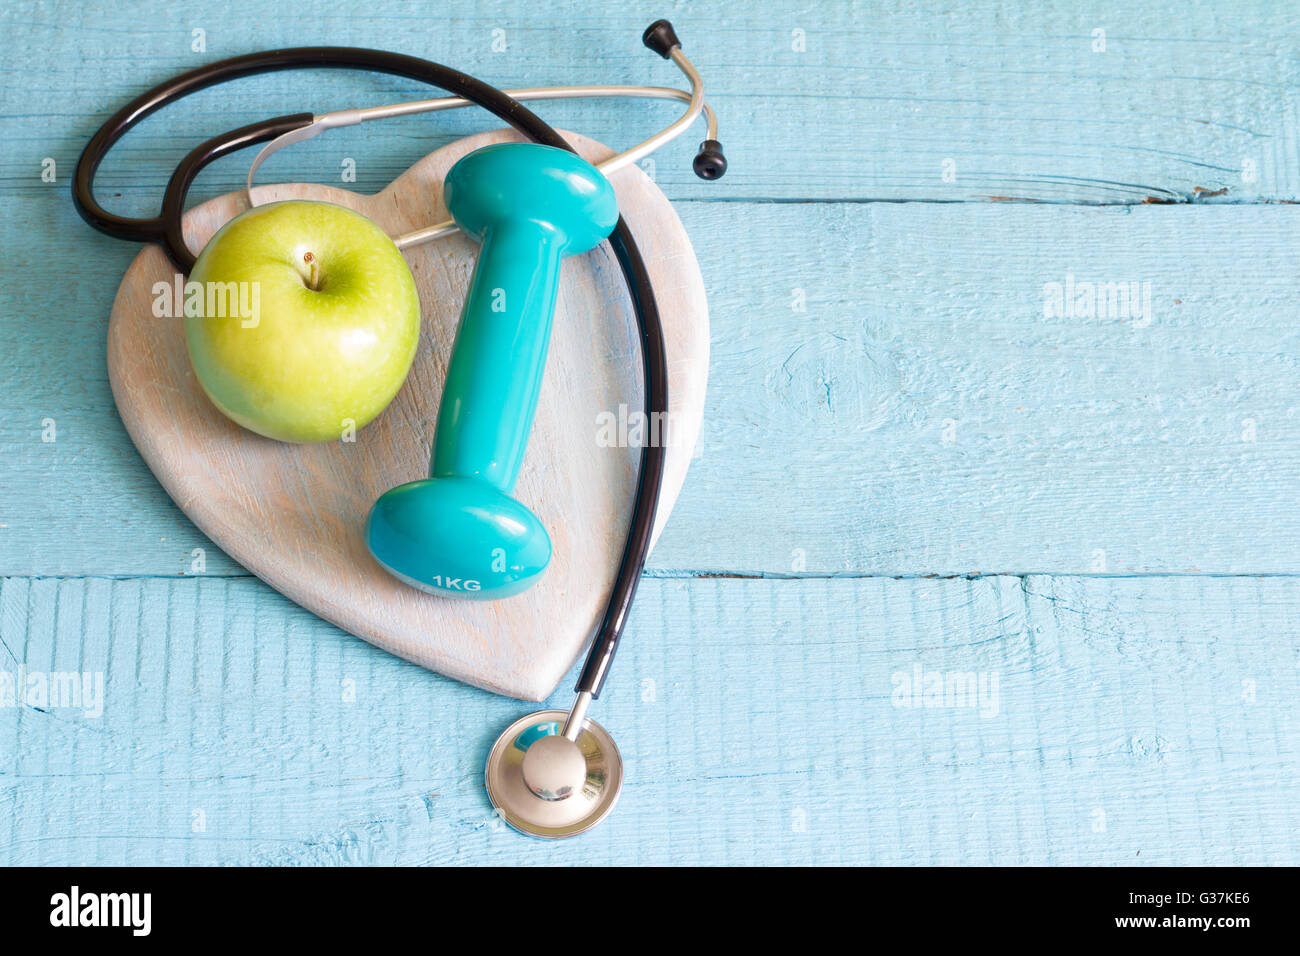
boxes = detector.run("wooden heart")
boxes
[106,129,708,700]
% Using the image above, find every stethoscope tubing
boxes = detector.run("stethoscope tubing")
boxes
[582,213,668,698]
[246,50,715,250]
[72,45,667,701]
[77,46,581,269]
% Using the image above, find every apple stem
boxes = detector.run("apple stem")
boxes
[303,251,320,291]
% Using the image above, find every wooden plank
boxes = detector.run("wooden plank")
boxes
[1,0,1295,873]
[6,201,1300,576]
[1,1,1298,204]
[1,573,1295,865]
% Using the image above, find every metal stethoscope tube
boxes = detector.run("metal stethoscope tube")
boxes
[245,46,718,250]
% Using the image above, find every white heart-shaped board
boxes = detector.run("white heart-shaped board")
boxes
[106,129,708,700]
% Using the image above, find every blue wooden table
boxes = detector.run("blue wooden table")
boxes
[2,0,1299,865]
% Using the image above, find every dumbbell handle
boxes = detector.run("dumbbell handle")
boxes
[431,222,563,492]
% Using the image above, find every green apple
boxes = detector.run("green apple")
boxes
[185,200,420,443]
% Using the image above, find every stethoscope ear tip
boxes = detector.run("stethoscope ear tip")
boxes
[693,140,728,180]
[642,19,681,59]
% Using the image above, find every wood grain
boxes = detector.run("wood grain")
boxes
[10,202,1300,577]
[3,1,1297,205]
[2,573,1295,865]
[1,0,1298,866]
[102,129,707,701]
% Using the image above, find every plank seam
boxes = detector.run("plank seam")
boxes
[8,571,1300,582]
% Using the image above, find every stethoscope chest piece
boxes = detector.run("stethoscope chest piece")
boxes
[486,709,623,838]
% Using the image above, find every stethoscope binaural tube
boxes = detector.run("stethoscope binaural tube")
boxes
[72,22,704,838]
[242,35,722,249]
[75,46,606,271]
[75,33,723,270]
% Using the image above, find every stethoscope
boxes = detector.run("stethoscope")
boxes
[74,20,723,838]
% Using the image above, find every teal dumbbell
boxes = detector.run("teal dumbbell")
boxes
[366,143,619,599]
